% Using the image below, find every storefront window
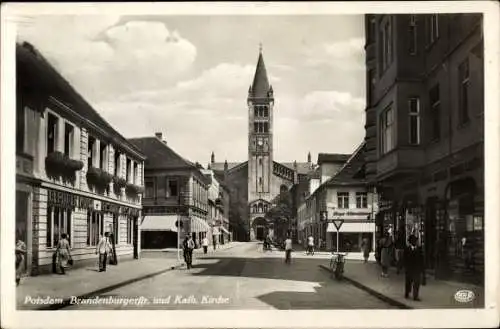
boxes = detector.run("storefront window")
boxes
[86,210,103,246]
[46,207,72,248]
[127,217,133,244]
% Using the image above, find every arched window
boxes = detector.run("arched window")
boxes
[264,204,268,213]
[253,205,257,213]
[258,203,263,213]
[280,185,288,194]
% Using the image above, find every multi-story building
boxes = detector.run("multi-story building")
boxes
[297,143,376,251]
[364,14,484,283]
[202,168,231,245]
[16,42,145,275]
[129,133,211,249]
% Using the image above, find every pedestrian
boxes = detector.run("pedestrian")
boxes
[15,231,26,286]
[212,235,217,251]
[56,233,72,275]
[183,234,195,269]
[307,235,314,255]
[182,236,189,263]
[318,237,323,251]
[96,232,112,272]
[202,235,209,254]
[361,237,371,263]
[284,234,293,264]
[380,234,392,277]
[404,235,424,301]
[395,230,405,274]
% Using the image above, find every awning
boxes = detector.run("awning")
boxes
[327,222,375,233]
[141,215,178,232]
[220,226,230,235]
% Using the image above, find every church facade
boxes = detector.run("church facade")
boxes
[211,50,313,241]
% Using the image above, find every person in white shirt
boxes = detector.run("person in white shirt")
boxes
[284,235,293,264]
[202,235,209,254]
[96,232,112,272]
[307,235,314,255]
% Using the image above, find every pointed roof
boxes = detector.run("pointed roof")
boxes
[249,49,270,99]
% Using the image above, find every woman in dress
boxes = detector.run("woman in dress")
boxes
[15,231,27,286]
[56,233,72,274]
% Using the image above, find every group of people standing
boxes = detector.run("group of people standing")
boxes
[15,231,116,286]
[182,233,221,269]
[376,230,424,301]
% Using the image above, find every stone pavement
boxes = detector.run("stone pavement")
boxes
[143,241,242,256]
[17,257,181,310]
[320,260,484,309]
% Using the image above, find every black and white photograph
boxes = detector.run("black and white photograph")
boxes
[1,2,499,329]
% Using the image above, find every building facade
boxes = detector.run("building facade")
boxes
[298,144,376,252]
[364,14,484,283]
[130,133,211,249]
[16,42,145,276]
[202,168,231,245]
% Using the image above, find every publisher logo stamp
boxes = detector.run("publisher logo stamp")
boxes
[454,290,475,303]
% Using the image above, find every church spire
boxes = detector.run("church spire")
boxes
[249,44,271,99]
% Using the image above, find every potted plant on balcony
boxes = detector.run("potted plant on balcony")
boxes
[45,151,84,184]
[112,175,127,195]
[86,166,113,193]
[125,182,144,196]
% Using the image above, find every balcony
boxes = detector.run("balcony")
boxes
[376,148,424,181]
[16,153,34,177]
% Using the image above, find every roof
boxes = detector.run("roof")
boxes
[324,141,366,186]
[128,137,197,170]
[281,162,313,175]
[211,162,244,171]
[249,51,271,99]
[317,153,351,165]
[17,42,145,160]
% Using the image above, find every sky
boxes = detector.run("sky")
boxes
[17,14,366,165]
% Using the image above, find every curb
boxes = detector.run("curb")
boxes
[33,263,184,310]
[318,265,412,309]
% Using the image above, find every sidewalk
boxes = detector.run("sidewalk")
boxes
[17,257,181,310]
[320,261,484,309]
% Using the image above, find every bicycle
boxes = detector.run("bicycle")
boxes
[329,252,347,280]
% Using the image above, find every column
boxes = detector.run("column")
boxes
[36,114,46,178]
[94,139,100,168]
[56,118,65,153]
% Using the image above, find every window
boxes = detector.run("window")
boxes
[126,217,133,244]
[337,192,349,209]
[126,158,131,182]
[264,204,268,213]
[258,203,263,213]
[166,178,178,198]
[113,214,119,245]
[46,207,72,248]
[458,58,470,125]
[254,107,259,117]
[264,106,269,117]
[408,98,421,145]
[367,69,374,103]
[47,113,58,155]
[356,192,368,208]
[409,15,417,55]
[133,162,138,185]
[264,122,269,133]
[380,106,394,154]
[145,179,155,198]
[380,17,393,72]
[86,211,103,246]
[253,205,257,213]
[259,177,263,185]
[88,136,95,168]
[427,14,439,45]
[114,151,120,176]
[99,143,107,170]
[64,123,74,157]
[429,85,441,141]
[259,158,262,165]
[254,122,258,133]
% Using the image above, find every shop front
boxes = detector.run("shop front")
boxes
[30,187,141,275]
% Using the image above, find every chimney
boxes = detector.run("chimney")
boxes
[155,132,167,144]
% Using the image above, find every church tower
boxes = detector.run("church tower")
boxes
[247,46,274,206]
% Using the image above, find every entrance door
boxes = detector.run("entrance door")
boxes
[256,226,264,240]
[16,191,29,275]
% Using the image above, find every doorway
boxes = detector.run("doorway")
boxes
[133,216,139,259]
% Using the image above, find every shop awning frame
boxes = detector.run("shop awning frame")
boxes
[141,215,178,232]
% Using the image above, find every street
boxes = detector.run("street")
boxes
[65,243,396,310]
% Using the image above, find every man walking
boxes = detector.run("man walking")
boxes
[404,235,424,301]
[395,230,405,274]
[96,232,111,272]
[202,235,209,254]
[284,234,293,264]
[183,234,195,269]
[307,235,314,255]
